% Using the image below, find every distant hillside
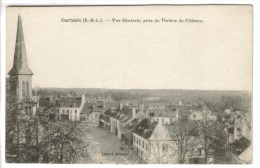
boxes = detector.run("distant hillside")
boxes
[33,87,251,107]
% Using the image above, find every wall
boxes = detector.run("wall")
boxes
[151,117,176,125]
[59,107,80,121]
[9,74,32,101]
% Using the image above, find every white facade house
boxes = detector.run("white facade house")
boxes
[58,95,85,121]
[149,108,178,125]
[132,118,177,164]
[59,107,80,121]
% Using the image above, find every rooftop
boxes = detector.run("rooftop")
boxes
[133,118,158,139]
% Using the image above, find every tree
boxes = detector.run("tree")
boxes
[168,120,200,164]
[195,119,228,164]
[198,120,219,163]
[39,121,89,163]
[149,141,170,164]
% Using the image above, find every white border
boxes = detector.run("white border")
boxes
[1,1,259,168]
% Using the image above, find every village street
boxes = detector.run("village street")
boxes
[79,124,146,164]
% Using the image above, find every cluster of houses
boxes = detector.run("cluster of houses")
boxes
[7,15,252,164]
[97,99,218,164]
[220,109,252,164]
[36,94,252,164]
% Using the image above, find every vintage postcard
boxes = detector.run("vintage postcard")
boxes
[5,5,252,164]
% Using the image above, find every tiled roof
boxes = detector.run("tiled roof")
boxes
[114,106,133,123]
[104,108,119,118]
[99,114,110,122]
[105,105,138,123]
[39,97,62,107]
[230,136,251,156]
[92,106,103,112]
[149,108,177,117]
[178,106,200,114]
[133,118,158,139]
[105,101,120,110]
[125,118,140,131]
[81,102,95,114]
[60,96,82,107]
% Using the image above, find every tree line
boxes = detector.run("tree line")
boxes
[6,90,89,163]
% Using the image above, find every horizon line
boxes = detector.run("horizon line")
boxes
[31,86,251,92]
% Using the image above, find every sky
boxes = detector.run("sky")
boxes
[6,6,252,90]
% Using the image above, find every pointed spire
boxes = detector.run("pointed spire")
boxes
[8,14,33,75]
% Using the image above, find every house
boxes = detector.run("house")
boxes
[80,102,95,122]
[229,136,251,164]
[139,101,165,110]
[99,106,118,130]
[91,106,104,125]
[177,105,200,120]
[81,99,119,125]
[177,105,214,121]
[235,144,252,164]
[148,108,178,125]
[58,95,85,121]
[110,106,138,139]
[132,118,176,163]
[223,110,251,144]
[124,118,141,147]
[93,101,120,125]
[118,106,146,143]
[120,100,139,109]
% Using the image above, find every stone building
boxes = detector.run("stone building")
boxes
[7,14,38,116]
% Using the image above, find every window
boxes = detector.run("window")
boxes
[67,110,69,114]
[75,110,77,113]
[198,148,202,156]
[162,118,164,123]
[26,81,29,97]
[142,141,144,148]
[162,144,168,152]
[22,81,25,98]
[62,109,65,113]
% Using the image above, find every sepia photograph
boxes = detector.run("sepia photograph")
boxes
[4,5,253,164]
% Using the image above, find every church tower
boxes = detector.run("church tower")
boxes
[8,15,33,101]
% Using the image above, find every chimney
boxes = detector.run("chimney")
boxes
[132,106,136,118]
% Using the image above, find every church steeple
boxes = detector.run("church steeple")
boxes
[8,14,33,75]
[8,14,33,101]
